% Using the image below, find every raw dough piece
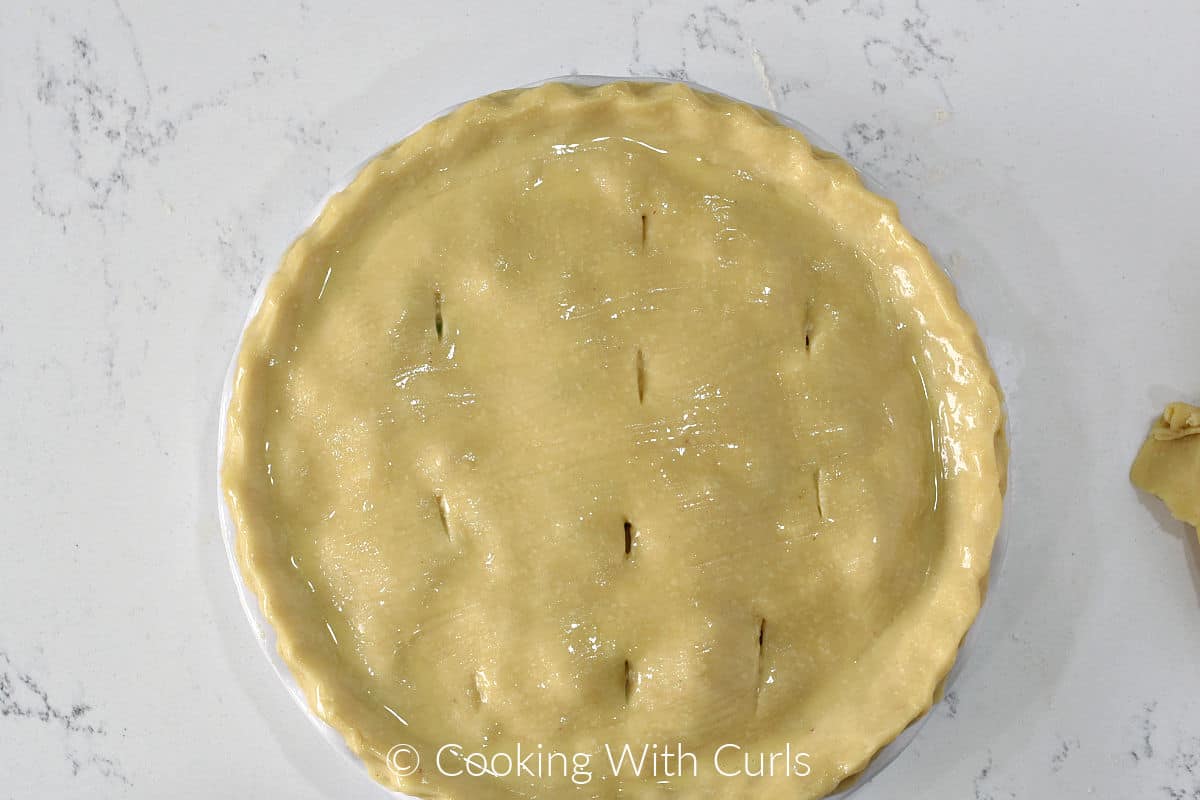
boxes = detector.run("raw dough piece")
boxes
[221,81,1006,800]
[1131,402,1200,537]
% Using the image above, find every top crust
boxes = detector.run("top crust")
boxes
[221,81,1006,800]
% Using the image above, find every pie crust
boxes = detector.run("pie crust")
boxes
[221,81,1007,799]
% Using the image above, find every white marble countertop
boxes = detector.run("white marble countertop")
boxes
[2,1,1198,797]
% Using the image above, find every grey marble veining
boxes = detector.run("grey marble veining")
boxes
[0,651,128,787]
[1,0,1198,797]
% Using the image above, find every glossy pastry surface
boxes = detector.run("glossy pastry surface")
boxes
[221,81,1006,799]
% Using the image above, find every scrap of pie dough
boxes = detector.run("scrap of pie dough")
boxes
[221,82,1007,800]
[1131,402,1200,536]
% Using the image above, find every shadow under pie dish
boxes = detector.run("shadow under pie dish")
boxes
[219,79,1007,799]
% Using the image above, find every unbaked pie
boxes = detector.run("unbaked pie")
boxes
[221,80,1006,799]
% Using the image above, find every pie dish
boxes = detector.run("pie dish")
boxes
[220,80,1007,799]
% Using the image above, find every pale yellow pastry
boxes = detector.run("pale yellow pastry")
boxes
[221,81,1006,799]
[1131,402,1200,537]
